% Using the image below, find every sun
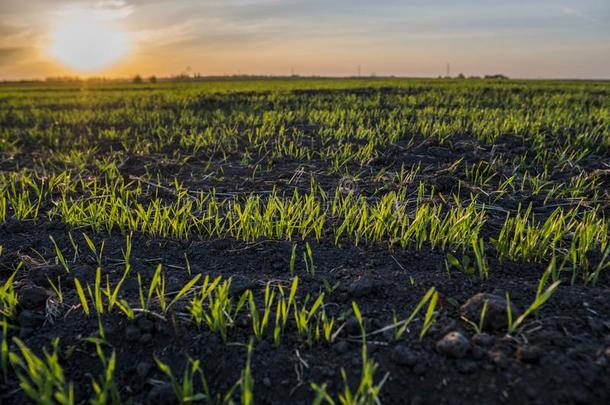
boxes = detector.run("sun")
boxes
[49,19,130,72]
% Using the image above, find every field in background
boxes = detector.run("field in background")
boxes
[0,78,609,404]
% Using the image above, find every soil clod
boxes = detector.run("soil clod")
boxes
[461,293,518,331]
[517,345,542,363]
[437,331,471,358]
[17,285,51,310]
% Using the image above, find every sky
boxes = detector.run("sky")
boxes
[0,0,609,80]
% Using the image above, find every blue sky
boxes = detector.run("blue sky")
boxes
[0,0,608,79]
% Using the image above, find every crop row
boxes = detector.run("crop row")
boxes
[1,173,608,283]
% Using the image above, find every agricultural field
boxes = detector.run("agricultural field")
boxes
[0,77,609,404]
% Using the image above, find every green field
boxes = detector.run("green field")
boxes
[0,78,609,404]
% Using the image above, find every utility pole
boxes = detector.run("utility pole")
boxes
[358,65,361,77]
[446,62,451,78]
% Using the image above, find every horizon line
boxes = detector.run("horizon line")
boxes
[2,73,610,84]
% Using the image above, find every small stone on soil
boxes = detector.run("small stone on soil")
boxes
[19,327,34,338]
[138,318,154,333]
[137,362,152,379]
[436,331,470,358]
[392,345,418,367]
[125,325,141,342]
[229,279,256,296]
[345,316,361,335]
[167,276,182,292]
[586,316,605,334]
[140,333,153,345]
[18,310,44,328]
[517,345,541,363]
[29,265,63,287]
[472,333,494,347]
[471,346,485,360]
[460,293,519,331]
[3,218,24,233]
[18,285,51,310]
[412,362,427,375]
[334,340,350,354]
[488,350,509,369]
[382,328,394,341]
[348,277,374,298]
[147,382,175,405]
[524,385,538,399]
[456,359,477,374]
[410,396,424,405]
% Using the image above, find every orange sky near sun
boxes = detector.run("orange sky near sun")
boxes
[0,0,609,80]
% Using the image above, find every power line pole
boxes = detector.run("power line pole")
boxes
[446,62,451,78]
[358,65,361,77]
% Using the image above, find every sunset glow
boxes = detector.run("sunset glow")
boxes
[0,1,608,79]
[49,19,130,72]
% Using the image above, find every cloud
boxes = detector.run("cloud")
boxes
[52,0,135,21]
[0,47,30,66]
[134,14,289,50]
[559,6,596,21]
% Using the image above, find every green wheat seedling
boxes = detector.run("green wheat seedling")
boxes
[47,277,64,305]
[167,273,202,311]
[506,279,561,335]
[1,320,11,380]
[294,292,325,346]
[315,309,336,344]
[143,264,166,312]
[206,281,247,341]
[391,287,437,340]
[273,277,299,345]
[86,267,105,315]
[249,283,276,341]
[49,236,70,273]
[155,357,209,404]
[134,264,197,315]
[240,340,254,405]
[311,302,387,405]
[90,343,121,405]
[461,300,488,334]
[122,233,132,273]
[96,264,135,320]
[0,271,18,320]
[419,289,439,339]
[188,276,249,341]
[5,182,44,221]
[155,342,254,404]
[188,275,222,325]
[0,196,6,222]
[289,244,297,275]
[444,253,476,276]
[586,244,610,286]
[67,232,79,262]
[303,242,316,275]
[83,233,105,268]
[9,338,75,405]
[184,253,192,276]
[445,238,489,279]
[102,265,131,313]
[472,238,489,279]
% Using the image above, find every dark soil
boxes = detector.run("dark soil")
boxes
[1,222,609,405]
[1,83,609,404]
